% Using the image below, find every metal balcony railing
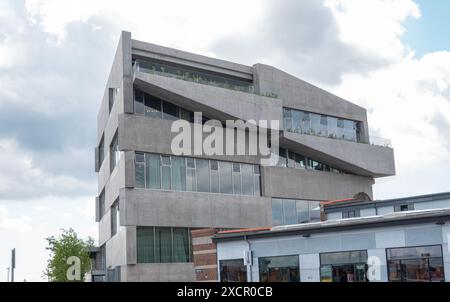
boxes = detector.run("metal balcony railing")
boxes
[369,136,392,148]
[133,60,278,98]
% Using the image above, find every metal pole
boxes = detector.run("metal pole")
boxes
[6,267,10,282]
[11,248,15,282]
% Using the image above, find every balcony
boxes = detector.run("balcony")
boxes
[133,60,278,98]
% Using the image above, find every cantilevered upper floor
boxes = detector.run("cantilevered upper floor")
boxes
[95,31,395,204]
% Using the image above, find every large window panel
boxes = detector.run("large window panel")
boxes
[172,157,186,191]
[296,200,310,224]
[135,153,146,188]
[155,227,172,263]
[219,161,233,194]
[162,101,179,120]
[253,166,261,196]
[283,199,297,225]
[134,88,145,115]
[196,159,210,192]
[210,160,220,193]
[137,228,155,263]
[241,164,254,196]
[220,259,247,282]
[161,155,172,190]
[272,199,284,226]
[172,228,190,263]
[146,153,161,189]
[186,158,196,191]
[144,94,162,118]
[232,164,241,195]
[259,255,300,282]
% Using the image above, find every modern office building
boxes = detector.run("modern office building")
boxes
[93,31,395,282]
[213,192,450,282]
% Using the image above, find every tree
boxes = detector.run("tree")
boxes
[44,228,94,282]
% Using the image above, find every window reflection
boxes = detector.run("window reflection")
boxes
[135,152,261,197]
[272,198,322,225]
[283,107,361,143]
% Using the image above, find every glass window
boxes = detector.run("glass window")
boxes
[232,163,241,195]
[283,199,297,225]
[180,108,193,122]
[259,256,300,282]
[137,228,154,263]
[294,153,306,169]
[310,113,321,136]
[110,132,119,172]
[210,161,220,193]
[296,200,309,224]
[327,116,338,139]
[292,110,302,133]
[137,227,192,264]
[99,190,105,219]
[387,245,445,282]
[253,166,261,196]
[241,164,254,196]
[319,115,328,137]
[172,228,190,263]
[277,148,287,167]
[98,136,105,166]
[171,157,186,191]
[162,101,179,120]
[134,88,145,115]
[219,161,233,194]
[111,200,119,237]
[155,227,172,263]
[135,153,145,188]
[287,151,295,168]
[283,108,292,131]
[109,88,116,113]
[309,201,321,222]
[196,159,210,192]
[344,120,356,142]
[302,112,310,135]
[161,155,171,190]
[320,250,368,266]
[146,153,161,189]
[272,199,284,226]
[186,158,196,191]
[220,259,247,282]
[144,94,162,118]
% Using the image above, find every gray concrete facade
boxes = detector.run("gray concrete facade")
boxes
[94,31,395,282]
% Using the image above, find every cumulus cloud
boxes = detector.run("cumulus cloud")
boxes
[211,0,416,85]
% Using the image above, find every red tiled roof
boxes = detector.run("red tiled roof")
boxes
[218,227,271,234]
[320,198,356,206]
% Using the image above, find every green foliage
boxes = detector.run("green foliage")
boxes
[43,228,94,282]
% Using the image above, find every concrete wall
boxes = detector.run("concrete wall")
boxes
[216,221,450,282]
[253,64,370,143]
[134,72,283,126]
[282,132,395,177]
[123,263,196,282]
[263,166,374,201]
[121,188,272,229]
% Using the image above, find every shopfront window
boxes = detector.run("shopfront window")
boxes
[320,250,368,282]
[387,245,445,282]
[259,255,300,282]
[220,259,247,282]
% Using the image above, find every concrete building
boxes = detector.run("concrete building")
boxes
[93,31,395,282]
[214,192,450,282]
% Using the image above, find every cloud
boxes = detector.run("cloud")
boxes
[0,204,32,232]
[0,0,121,199]
[210,0,416,85]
